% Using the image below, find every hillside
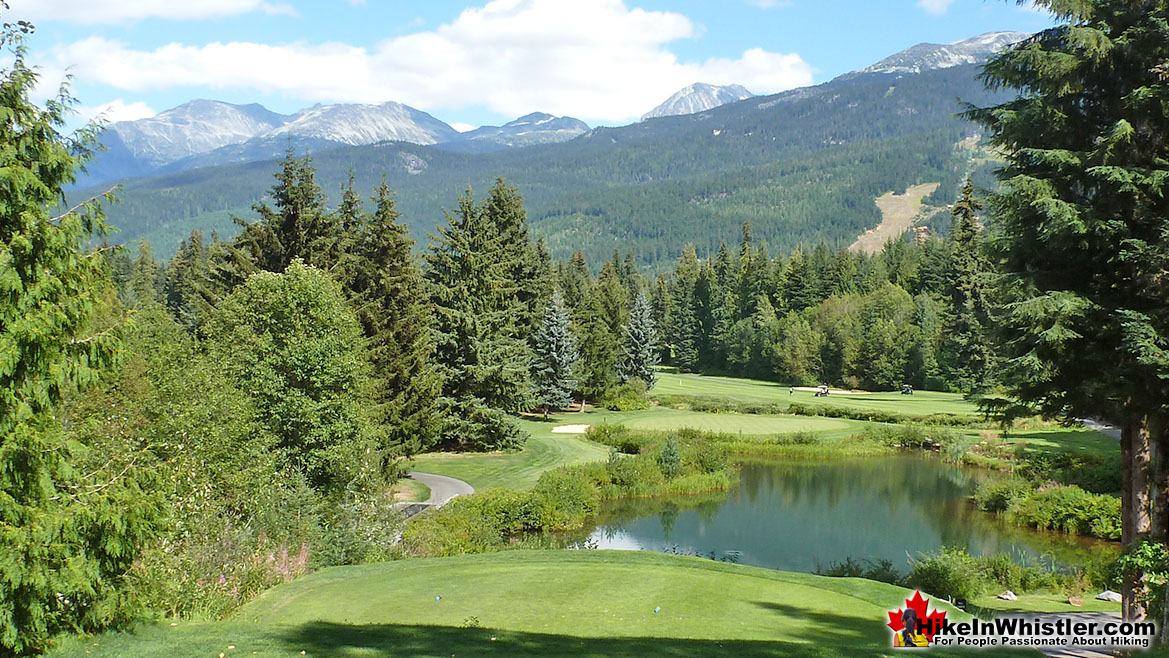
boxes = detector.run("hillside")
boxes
[81,58,1013,264]
[48,550,990,658]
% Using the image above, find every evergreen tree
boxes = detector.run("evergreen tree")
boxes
[575,281,621,404]
[164,229,214,330]
[425,187,533,440]
[342,180,442,457]
[0,27,160,653]
[531,291,579,417]
[483,178,543,337]
[233,148,336,274]
[619,291,659,389]
[128,238,163,307]
[968,0,1169,618]
[939,178,994,391]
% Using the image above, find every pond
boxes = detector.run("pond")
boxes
[583,456,1116,573]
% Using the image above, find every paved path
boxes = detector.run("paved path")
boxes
[410,471,474,507]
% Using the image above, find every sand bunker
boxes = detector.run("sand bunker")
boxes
[551,424,593,434]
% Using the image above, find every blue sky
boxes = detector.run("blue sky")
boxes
[13,0,1054,130]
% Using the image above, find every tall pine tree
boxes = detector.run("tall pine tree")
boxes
[619,291,660,389]
[531,291,579,418]
[969,1,1169,619]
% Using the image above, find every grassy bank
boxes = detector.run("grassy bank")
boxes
[653,372,984,417]
[50,550,1035,658]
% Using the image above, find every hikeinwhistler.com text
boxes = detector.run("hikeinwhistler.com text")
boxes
[921,615,1157,650]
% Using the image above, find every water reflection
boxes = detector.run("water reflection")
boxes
[585,456,1116,573]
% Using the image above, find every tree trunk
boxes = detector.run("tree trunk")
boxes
[1122,415,1155,621]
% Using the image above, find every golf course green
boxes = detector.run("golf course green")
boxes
[50,550,1032,658]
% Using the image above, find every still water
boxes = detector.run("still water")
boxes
[586,456,1115,572]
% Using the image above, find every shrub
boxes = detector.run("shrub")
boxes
[1004,485,1121,540]
[908,547,987,602]
[687,440,730,474]
[438,397,528,452]
[586,423,648,454]
[973,478,1032,513]
[602,379,651,411]
[658,436,683,479]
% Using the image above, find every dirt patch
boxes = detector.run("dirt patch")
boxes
[551,424,592,434]
[849,182,941,254]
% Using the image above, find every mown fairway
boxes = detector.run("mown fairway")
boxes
[412,407,866,490]
[411,418,610,490]
[50,550,1033,658]
[654,372,984,417]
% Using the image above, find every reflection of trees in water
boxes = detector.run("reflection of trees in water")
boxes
[577,457,1116,569]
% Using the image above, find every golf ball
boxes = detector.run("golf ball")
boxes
[654,606,660,613]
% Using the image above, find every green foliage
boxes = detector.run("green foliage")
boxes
[601,379,651,411]
[0,32,161,655]
[338,179,442,457]
[425,182,536,444]
[206,261,379,492]
[658,436,683,480]
[908,547,990,602]
[1116,541,1169,622]
[530,291,579,414]
[618,291,659,389]
[1001,485,1121,540]
[437,397,527,452]
[973,478,1032,513]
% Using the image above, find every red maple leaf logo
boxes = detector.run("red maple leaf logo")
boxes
[887,591,947,641]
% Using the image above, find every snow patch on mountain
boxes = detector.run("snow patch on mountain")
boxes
[642,83,755,121]
[109,100,289,167]
[463,112,589,146]
[266,101,460,146]
[853,31,1030,77]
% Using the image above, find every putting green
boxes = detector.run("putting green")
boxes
[655,372,983,417]
[51,551,1008,658]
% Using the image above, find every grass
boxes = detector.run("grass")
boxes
[50,550,1038,658]
[972,592,1121,615]
[413,406,869,490]
[412,418,609,490]
[653,372,984,417]
[390,478,431,503]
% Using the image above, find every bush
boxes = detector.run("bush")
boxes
[602,379,651,411]
[658,437,683,479]
[974,478,1032,513]
[586,423,650,454]
[1005,484,1121,540]
[438,398,528,452]
[908,548,988,602]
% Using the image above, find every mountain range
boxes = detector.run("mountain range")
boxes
[76,31,1026,265]
[641,83,754,121]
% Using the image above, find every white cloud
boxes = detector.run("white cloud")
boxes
[917,0,956,15]
[77,99,157,124]
[450,122,476,133]
[9,0,295,24]
[747,0,792,8]
[43,0,813,123]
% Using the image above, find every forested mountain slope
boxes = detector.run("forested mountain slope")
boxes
[86,62,1009,264]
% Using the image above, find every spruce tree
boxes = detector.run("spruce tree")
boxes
[233,148,336,273]
[531,291,579,417]
[575,281,621,405]
[128,238,164,307]
[619,291,660,389]
[939,178,994,391]
[425,187,533,447]
[968,2,1169,617]
[342,180,442,457]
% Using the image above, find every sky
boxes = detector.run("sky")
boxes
[11,0,1055,131]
